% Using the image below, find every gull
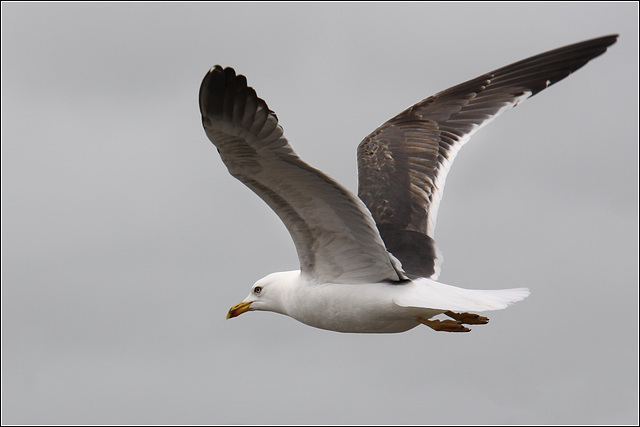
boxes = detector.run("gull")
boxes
[199,35,617,333]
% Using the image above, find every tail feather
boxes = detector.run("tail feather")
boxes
[394,278,530,313]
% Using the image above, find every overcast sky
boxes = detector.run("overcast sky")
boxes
[2,2,638,425]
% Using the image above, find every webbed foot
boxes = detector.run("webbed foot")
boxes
[444,311,489,325]
[417,317,471,333]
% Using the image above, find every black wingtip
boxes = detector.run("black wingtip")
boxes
[484,34,620,98]
[561,34,618,51]
[199,65,277,122]
[578,33,619,58]
[597,33,619,46]
[199,65,237,118]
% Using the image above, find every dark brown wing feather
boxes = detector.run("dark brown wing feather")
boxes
[357,35,618,279]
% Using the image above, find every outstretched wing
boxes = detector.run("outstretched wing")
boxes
[200,66,404,284]
[357,34,618,279]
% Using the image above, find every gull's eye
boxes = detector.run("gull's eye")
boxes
[253,286,262,295]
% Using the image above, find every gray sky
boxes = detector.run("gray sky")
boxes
[2,2,638,425]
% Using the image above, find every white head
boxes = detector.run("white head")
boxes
[226,270,300,319]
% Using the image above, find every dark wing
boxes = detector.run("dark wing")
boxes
[357,34,618,279]
[200,66,405,284]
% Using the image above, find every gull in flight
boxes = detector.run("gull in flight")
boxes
[199,35,617,333]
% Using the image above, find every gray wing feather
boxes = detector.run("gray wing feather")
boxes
[200,66,404,284]
[357,35,618,279]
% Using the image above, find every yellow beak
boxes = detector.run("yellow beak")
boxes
[226,301,253,319]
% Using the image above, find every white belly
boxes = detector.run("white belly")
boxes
[282,281,439,333]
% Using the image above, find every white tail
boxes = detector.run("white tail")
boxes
[394,278,530,313]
